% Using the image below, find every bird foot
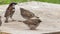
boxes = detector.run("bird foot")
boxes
[12,19,16,21]
[18,20,23,22]
[30,28,36,30]
[5,21,8,23]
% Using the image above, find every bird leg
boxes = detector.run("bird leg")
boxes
[10,11,16,21]
[29,25,36,30]
[5,17,9,23]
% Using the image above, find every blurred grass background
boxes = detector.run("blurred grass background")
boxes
[35,0,60,4]
[0,0,60,5]
[0,0,27,5]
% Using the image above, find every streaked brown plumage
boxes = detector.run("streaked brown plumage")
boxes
[20,18,42,30]
[0,16,2,26]
[4,2,17,23]
[43,32,60,34]
[20,8,39,19]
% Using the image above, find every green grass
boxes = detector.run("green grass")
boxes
[0,0,60,5]
[35,0,60,4]
[0,0,27,5]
